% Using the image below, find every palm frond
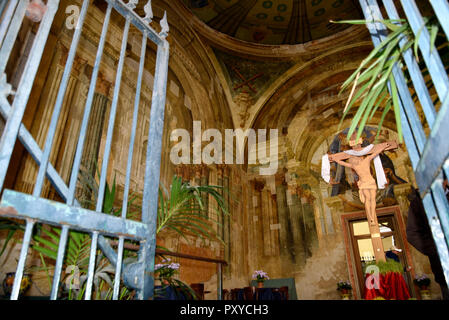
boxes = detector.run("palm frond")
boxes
[0,219,24,257]
[156,175,228,244]
[334,17,446,142]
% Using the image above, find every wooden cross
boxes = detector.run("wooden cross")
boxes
[231,66,264,94]
[328,140,399,262]
[328,141,398,161]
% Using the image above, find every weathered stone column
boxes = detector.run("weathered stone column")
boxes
[174,164,183,179]
[15,42,80,197]
[200,164,210,217]
[287,181,306,266]
[319,180,335,234]
[74,73,110,206]
[15,45,63,194]
[275,170,295,263]
[81,73,110,175]
[311,188,326,238]
[192,164,210,224]
[324,196,345,236]
[269,192,280,256]
[298,186,319,258]
[252,178,265,263]
[216,164,231,275]
[217,164,225,240]
[160,103,176,187]
[174,164,190,182]
[182,164,191,182]
[192,164,202,186]
[222,166,231,275]
[261,184,273,256]
[245,177,257,274]
[48,55,90,200]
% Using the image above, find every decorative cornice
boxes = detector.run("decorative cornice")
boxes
[96,72,112,97]
[58,42,69,66]
[172,44,201,82]
[274,169,287,186]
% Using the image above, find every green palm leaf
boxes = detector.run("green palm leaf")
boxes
[334,17,445,142]
[156,175,228,245]
[29,165,228,299]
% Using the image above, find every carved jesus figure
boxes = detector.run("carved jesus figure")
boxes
[328,138,389,226]
[322,134,397,262]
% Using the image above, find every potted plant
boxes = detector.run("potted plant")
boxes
[337,281,352,300]
[252,270,269,288]
[153,259,198,300]
[414,274,431,300]
[155,259,180,285]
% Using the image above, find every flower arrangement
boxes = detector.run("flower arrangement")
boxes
[337,281,352,292]
[155,258,180,280]
[414,274,431,289]
[252,270,269,283]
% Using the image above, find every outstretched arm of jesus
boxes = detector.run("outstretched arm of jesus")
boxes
[334,159,353,168]
[366,144,388,161]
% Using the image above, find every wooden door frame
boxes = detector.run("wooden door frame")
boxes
[341,205,416,299]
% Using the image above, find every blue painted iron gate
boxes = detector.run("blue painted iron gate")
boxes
[359,0,449,287]
[0,0,169,299]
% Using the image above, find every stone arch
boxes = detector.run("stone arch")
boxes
[251,42,374,131]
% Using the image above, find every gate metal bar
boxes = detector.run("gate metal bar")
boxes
[33,0,91,300]
[0,0,18,47]
[138,25,170,301]
[114,22,148,300]
[0,0,170,300]
[0,0,9,19]
[0,0,58,190]
[0,0,28,74]
[359,0,449,287]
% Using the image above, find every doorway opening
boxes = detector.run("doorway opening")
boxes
[342,206,416,298]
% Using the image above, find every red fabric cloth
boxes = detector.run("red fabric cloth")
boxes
[363,272,411,300]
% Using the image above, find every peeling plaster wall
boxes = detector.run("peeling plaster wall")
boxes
[294,235,347,300]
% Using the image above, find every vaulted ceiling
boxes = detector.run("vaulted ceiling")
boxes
[182,0,363,45]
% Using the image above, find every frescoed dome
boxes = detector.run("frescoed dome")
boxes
[182,0,363,44]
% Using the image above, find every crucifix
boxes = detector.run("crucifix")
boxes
[323,134,398,262]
